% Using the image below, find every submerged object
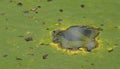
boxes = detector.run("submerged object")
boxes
[52,26,99,51]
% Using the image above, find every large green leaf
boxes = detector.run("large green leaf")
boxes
[0,0,120,69]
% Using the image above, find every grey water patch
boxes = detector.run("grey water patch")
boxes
[52,26,100,51]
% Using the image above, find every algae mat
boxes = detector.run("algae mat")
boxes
[0,0,120,69]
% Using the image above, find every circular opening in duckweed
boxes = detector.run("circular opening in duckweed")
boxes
[52,26,100,52]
